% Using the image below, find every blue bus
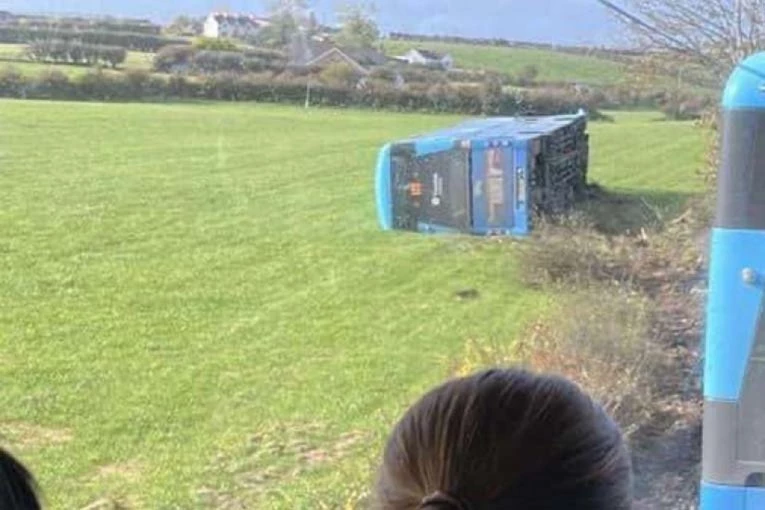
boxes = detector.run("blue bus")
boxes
[375,110,589,236]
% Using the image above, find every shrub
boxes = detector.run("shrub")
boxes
[516,64,540,86]
[242,47,287,63]
[193,37,239,51]
[27,40,127,68]
[660,94,714,121]
[153,46,282,75]
[515,287,660,436]
[31,69,73,98]
[319,62,361,88]
[153,44,196,72]
[480,76,504,115]
[0,67,26,97]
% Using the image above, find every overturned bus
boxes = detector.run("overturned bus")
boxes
[375,110,589,236]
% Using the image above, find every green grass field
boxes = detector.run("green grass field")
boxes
[384,40,627,86]
[0,101,704,508]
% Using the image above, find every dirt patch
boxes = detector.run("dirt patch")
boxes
[197,424,370,509]
[0,421,73,449]
[79,497,132,510]
[94,461,143,483]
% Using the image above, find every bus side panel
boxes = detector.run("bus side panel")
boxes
[375,143,393,230]
[471,141,515,235]
[512,143,530,236]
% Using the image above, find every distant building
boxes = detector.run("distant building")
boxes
[0,11,15,24]
[289,38,389,76]
[398,48,454,70]
[203,12,270,39]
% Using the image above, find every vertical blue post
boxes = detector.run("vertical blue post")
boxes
[702,52,765,509]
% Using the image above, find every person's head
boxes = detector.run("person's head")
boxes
[0,448,41,510]
[376,368,632,510]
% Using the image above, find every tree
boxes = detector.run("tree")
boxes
[518,64,540,86]
[597,0,765,82]
[254,1,309,48]
[335,2,380,49]
[320,61,361,87]
[165,16,203,36]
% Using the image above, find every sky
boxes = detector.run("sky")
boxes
[2,0,626,47]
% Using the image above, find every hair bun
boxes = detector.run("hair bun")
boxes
[418,491,471,510]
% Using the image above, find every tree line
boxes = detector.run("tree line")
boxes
[27,40,127,68]
[6,18,161,35]
[0,26,187,52]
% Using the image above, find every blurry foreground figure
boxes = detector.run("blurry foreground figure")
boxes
[0,449,41,510]
[376,369,632,510]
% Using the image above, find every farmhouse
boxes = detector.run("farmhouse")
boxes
[203,12,270,39]
[397,48,454,70]
[290,39,388,76]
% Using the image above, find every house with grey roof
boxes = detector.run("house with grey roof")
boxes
[289,38,390,76]
[397,48,454,70]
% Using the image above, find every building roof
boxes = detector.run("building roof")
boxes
[289,38,387,69]
[413,48,446,60]
[344,47,388,67]
[289,38,334,66]
[307,47,371,75]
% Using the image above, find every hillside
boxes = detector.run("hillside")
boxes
[384,40,627,86]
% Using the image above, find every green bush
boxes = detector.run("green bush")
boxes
[193,37,239,52]
[153,46,284,75]
[153,45,196,73]
[660,94,715,121]
[27,40,127,68]
[30,69,73,98]
[0,67,26,97]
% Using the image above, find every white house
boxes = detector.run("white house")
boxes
[398,48,454,70]
[203,12,270,39]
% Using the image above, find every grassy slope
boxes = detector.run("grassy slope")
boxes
[384,40,626,86]
[0,103,703,509]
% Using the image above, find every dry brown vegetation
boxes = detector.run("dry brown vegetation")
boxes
[510,187,709,508]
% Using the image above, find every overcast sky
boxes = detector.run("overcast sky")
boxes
[4,0,626,46]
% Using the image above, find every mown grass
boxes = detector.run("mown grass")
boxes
[0,103,703,508]
[384,40,627,86]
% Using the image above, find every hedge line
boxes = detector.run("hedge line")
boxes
[0,67,599,117]
[8,19,161,35]
[27,40,127,68]
[388,32,642,59]
[154,45,287,74]
[0,26,187,52]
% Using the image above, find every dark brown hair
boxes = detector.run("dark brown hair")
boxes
[0,448,41,510]
[376,369,632,510]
